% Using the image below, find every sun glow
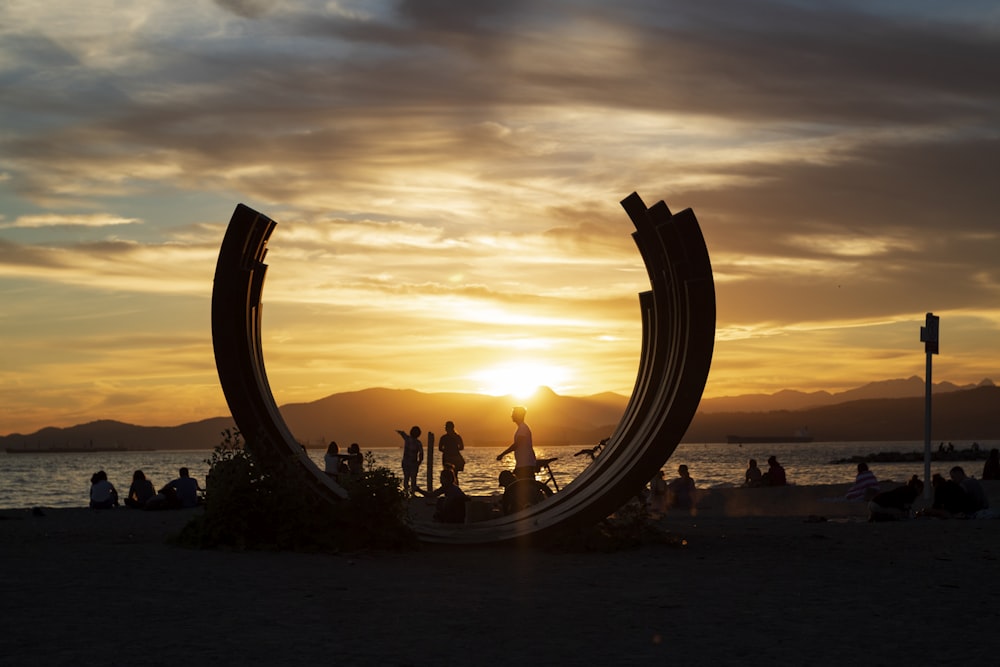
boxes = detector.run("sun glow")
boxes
[472,362,570,399]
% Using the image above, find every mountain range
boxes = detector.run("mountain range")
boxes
[1,377,997,452]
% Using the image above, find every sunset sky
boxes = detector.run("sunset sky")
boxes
[2,1,998,435]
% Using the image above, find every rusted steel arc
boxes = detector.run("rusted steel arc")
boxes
[211,194,715,543]
[212,204,348,501]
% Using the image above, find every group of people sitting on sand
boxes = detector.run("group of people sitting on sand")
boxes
[89,468,203,511]
[743,456,787,488]
[861,463,992,521]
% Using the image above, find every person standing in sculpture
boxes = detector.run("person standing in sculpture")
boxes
[496,406,537,480]
[438,420,466,482]
[397,426,424,495]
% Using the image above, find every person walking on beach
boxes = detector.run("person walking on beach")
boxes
[845,462,880,501]
[125,470,155,509]
[397,426,424,495]
[89,470,118,510]
[496,406,537,480]
[161,467,202,508]
[438,420,466,482]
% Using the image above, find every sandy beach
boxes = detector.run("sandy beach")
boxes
[3,482,999,666]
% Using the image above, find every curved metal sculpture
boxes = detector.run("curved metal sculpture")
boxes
[212,193,715,544]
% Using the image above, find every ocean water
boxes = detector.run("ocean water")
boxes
[1,440,996,510]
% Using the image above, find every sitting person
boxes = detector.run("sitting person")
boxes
[125,469,155,509]
[845,462,881,501]
[428,468,470,524]
[159,467,202,508]
[950,466,989,515]
[89,470,119,510]
[666,464,697,512]
[761,456,787,486]
[743,459,763,487]
[869,474,923,521]
[982,448,1000,481]
[648,469,668,514]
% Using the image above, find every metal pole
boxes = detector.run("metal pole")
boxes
[923,351,932,501]
[426,431,435,493]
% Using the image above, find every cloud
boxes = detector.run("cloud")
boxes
[2,214,142,228]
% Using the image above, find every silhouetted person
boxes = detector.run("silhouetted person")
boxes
[648,470,668,514]
[951,466,988,514]
[324,441,347,476]
[428,468,470,523]
[983,449,1000,481]
[438,421,466,482]
[869,475,923,521]
[397,426,424,495]
[89,470,118,510]
[667,464,696,511]
[347,442,363,476]
[161,467,202,508]
[762,455,786,486]
[496,406,537,480]
[845,462,881,501]
[744,459,763,487]
[125,470,155,509]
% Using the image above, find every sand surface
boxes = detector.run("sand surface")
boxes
[3,482,999,665]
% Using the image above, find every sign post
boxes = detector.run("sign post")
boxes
[919,312,939,501]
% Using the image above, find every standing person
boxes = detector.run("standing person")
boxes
[667,464,697,511]
[347,442,363,476]
[438,421,466,482]
[324,441,347,476]
[125,470,155,508]
[496,406,537,480]
[845,462,881,501]
[396,426,424,495]
[89,470,119,510]
[161,467,202,508]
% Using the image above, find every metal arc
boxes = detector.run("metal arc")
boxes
[211,193,715,544]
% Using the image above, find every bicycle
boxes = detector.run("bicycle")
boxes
[498,457,560,514]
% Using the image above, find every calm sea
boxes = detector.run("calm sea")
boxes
[1,440,996,510]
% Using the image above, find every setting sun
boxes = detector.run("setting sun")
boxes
[472,362,570,399]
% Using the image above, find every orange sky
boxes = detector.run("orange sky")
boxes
[2,1,998,435]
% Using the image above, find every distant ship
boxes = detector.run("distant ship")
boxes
[726,429,813,445]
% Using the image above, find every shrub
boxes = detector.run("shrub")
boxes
[176,429,415,552]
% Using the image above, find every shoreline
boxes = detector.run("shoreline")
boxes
[3,483,999,664]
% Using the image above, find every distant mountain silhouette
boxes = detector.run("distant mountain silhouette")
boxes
[2,379,997,452]
[698,377,995,413]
